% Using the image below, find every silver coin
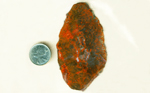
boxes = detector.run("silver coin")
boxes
[29,43,51,66]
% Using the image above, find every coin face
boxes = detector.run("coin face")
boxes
[29,43,51,66]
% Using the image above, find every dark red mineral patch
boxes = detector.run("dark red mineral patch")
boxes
[56,2,107,90]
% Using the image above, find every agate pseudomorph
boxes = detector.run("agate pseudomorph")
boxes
[56,2,107,90]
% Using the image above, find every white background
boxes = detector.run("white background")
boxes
[0,0,150,93]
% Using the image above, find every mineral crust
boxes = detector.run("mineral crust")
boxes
[56,2,107,90]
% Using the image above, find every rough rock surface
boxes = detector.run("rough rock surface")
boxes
[56,2,107,90]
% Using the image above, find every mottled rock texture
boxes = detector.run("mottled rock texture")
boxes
[56,2,107,90]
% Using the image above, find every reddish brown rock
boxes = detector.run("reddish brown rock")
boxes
[56,2,107,90]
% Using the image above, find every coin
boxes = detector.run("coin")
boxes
[29,43,51,66]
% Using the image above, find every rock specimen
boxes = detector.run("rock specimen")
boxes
[56,2,107,90]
